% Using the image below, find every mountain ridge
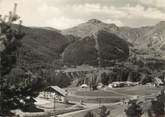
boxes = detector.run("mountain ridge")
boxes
[8,20,165,86]
[62,19,165,59]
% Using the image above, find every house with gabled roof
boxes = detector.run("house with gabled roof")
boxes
[43,86,68,103]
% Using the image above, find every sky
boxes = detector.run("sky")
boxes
[1,0,165,29]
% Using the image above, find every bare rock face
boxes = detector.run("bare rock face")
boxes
[62,30,129,67]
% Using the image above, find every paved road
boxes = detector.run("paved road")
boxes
[57,102,122,117]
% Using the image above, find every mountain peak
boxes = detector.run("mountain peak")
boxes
[87,19,102,24]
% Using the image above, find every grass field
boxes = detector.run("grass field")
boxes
[111,85,163,96]
[68,95,121,103]
[75,90,123,97]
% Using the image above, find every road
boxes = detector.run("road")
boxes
[58,102,122,117]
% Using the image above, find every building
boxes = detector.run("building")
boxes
[108,81,139,88]
[80,84,88,88]
[154,77,164,87]
[43,86,68,103]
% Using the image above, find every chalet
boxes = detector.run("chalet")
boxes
[43,86,68,103]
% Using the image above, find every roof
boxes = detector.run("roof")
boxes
[25,97,36,102]
[80,84,88,88]
[154,77,163,84]
[45,86,66,96]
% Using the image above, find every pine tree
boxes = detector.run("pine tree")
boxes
[0,4,46,116]
[84,111,95,117]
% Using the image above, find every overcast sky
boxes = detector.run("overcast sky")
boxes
[1,0,165,29]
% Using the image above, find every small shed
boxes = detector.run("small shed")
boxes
[44,86,68,102]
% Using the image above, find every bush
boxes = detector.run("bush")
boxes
[125,99,143,117]
[84,111,95,117]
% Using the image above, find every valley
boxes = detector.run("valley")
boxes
[3,18,165,117]
[12,19,165,88]
[1,1,165,117]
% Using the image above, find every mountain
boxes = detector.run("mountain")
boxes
[120,21,165,50]
[15,19,165,69]
[62,19,165,59]
[9,20,165,86]
[13,25,71,70]
[62,19,120,39]
[62,30,129,66]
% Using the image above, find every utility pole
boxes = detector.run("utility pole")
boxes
[0,16,2,112]
[0,52,2,113]
[54,92,57,117]
[0,13,4,115]
[13,3,17,16]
